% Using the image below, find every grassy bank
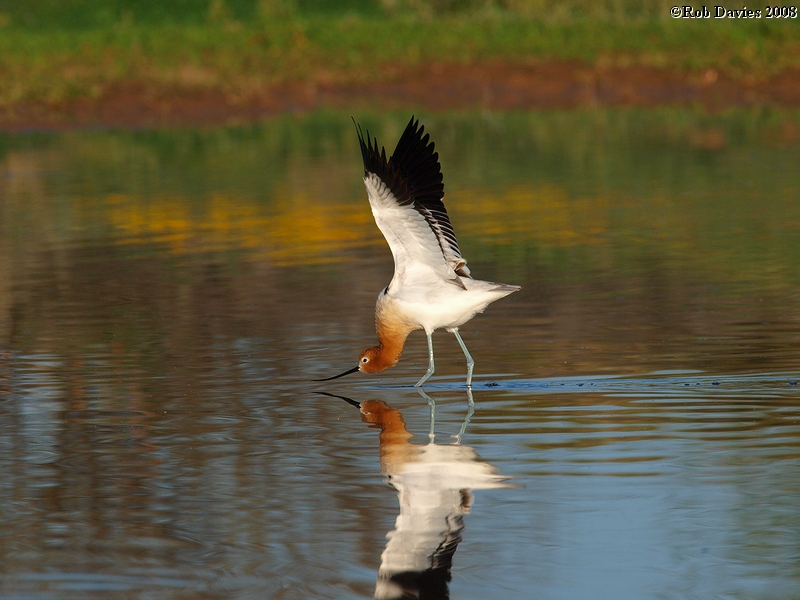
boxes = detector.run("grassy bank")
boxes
[1,1,798,113]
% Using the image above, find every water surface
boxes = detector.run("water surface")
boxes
[1,109,800,598]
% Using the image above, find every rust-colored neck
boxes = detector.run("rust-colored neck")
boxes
[360,297,416,373]
[375,323,410,368]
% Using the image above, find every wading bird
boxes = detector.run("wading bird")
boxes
[316,117,519,387]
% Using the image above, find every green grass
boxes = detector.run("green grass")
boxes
[0,1,798,112]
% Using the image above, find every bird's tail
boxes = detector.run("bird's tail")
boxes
[473,280,521,298]
[492,283,521,293]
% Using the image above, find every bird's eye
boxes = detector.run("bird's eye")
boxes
[361,357,369,363]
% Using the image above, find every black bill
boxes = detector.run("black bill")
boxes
[313,366,359,382]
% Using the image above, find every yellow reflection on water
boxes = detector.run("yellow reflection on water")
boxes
[104,189,378,265]
[98,182,620,265]
[452,183,609,246]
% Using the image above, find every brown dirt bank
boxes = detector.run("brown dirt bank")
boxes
[3,60,800,131]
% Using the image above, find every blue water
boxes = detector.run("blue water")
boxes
[1,109,800,598]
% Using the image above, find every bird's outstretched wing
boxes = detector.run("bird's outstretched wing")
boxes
[355,116,471,291]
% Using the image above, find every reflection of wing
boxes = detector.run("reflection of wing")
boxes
[375,444,510,600]
[356,117,471,292]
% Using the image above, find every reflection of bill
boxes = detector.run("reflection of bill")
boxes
[354,396,510,600]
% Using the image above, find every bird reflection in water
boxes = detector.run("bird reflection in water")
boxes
[332,390,510,599]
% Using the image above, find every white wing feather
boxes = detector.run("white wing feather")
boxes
[364,174,463,292]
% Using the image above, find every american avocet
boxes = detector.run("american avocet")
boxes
[317,116,520,387]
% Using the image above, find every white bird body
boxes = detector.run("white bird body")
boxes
[375,279,517,335]
[317,117,519,387]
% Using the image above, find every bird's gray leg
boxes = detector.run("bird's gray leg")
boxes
[415,332,435,387]
[453,387,475,445]
[416,387,436,442]
[451,328,475,388]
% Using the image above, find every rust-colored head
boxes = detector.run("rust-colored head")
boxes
[313,337,405,382]
[358,345,399,374]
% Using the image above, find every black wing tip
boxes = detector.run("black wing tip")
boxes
[352,115,425,163]
[395,115,430,156]
[352,114,444,207]
[352,116,386,177]
[405,114,420,136]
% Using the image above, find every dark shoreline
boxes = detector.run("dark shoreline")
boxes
[3,61,800,132]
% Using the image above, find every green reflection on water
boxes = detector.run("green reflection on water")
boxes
[2,109,799,281]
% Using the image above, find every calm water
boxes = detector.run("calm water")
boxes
[1,109,800,599]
